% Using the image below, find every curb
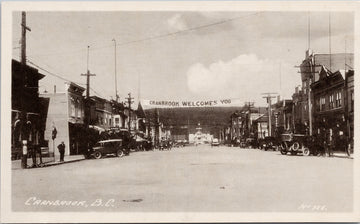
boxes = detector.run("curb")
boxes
[12,158,86,170]
[42,158,86,168]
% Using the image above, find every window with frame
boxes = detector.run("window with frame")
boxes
[76,99,81,118]
[329,94,334,109]
[70,100,76,117]
[320,97,326,111]
[335,91,342,108]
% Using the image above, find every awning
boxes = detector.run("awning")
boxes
[135,136,146,142]
[89,125,106,133]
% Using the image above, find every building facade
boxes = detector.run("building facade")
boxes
[298,50,354,136]
[271,99,293,137]
[89,96,113,130]
[40,82,86,156]
[311,67,354,152]
[12,60,45,159]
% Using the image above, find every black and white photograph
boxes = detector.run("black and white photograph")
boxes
[1,1,359,222]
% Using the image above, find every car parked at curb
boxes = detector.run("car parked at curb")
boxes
[259,137,279,151]
[211,138,220,146]
[85,139,126,159]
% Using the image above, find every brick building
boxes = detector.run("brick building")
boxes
[298,50,354,135]
[311,66,354,152]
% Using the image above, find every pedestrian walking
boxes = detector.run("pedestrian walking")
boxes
[57,141,65,162]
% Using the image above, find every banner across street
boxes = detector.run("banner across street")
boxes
[140,98,243,108]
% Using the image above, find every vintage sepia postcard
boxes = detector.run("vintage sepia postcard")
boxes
[1,1,359,223]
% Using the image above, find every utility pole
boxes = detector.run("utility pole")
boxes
[262,93,277,137]
[112,39,119,102]
[125,93,134,133]
[81,46,96,126]
[20,11,31,169]
[155,109,160,147]
[329,12,332,71]
[308,11,311,50]
[21,11,31,65]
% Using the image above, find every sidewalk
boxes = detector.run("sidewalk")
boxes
[331,152,353,159]
[316,152,353,159]
[12,155,85,170]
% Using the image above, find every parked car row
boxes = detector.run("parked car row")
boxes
[236,134,323,156]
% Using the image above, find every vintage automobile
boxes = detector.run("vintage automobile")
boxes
[230,137,241,147]
[245,137,258,148]
[86,139,126,159]
[239,140,246,148]
[211,138,220,147]
[279,133,312,156]
[174,140,187,148]
[259,137,279,151]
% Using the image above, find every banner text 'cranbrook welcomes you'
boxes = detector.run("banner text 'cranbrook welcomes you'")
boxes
[141,99,242,108]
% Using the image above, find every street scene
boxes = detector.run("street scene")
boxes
[13,146,352,212]
[9,9,354,214]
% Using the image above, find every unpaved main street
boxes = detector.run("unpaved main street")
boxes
[12,145,353,212]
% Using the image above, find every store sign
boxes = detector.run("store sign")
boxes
[141,99,242,108]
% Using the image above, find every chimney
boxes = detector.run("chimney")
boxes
[277,95,281,103]
[54,85,56,94]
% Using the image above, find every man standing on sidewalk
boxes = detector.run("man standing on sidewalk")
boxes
[57,141,65,162]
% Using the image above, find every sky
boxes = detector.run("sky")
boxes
[12,11,354,107]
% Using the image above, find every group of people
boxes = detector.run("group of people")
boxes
[312,128,352,157]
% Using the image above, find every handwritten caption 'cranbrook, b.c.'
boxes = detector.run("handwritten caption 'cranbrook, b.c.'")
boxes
[25,197,115,208]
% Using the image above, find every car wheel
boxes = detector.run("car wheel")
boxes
[116,149,124,157]
[280,150,287,155]
[93,151,102,159]
[292,141,300,151]
[303,147,310,156]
